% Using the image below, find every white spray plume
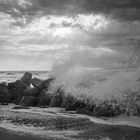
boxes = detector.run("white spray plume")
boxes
[49,47,140,101]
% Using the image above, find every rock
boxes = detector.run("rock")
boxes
[31,78,43,88]
[1,102,8,105]
[38,89,45,98]
[74,100,86,109]
[38,93,53,107]
[21,72,32,86]
[0,83,12,103]
[39,105,49,108]
[92,102,116,117]
[49,88,64,107]
[13,96,23,105]
[61,94,76,110]
[19,96,39,106]
[31,77,54,91]
[76,108,94,116]
[65,100,85,111]
[12,105,30,109]
[61,94,86,111]
[23,87,39,97]
[39,77,54,90]
[8,80,27,104]
[0,83,8,95]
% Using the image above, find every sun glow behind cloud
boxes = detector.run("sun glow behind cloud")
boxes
[52,27,73,37]
[23,14,109,37]
[0,0,140,71]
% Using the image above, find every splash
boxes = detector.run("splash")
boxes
[49,57,140,102]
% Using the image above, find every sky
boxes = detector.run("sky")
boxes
[0,0,140,71]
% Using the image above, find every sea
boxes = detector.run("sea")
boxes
[0,71,50,83]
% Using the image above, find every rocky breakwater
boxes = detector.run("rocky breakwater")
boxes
[0,72,140,118]
[0,72,54,107]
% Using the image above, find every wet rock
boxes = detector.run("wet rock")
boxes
[38,89,45,98]
[23,87,39,97]
[74,100,86,109]
[49,88,64,107]
[61,94,86,111]
[31,77,54,91]
[38,92,53,107]
[31,78,43,88]
[13,96,23,105]
[1,102,8,105]
[92,101,117,117]
[76,108,94,116]
[12,105,30,109]
[21,72,32,86]
[19,96,39,106]
[61,94,76,110]
[39,105,49,108]
[0,82,12,103]
[39,77,54,90]
[8,80,27,104]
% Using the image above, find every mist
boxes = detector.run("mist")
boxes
[49,49,140,102]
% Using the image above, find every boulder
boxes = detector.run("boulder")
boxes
[0,82,12,104]
[61,94,86,111]
[13,96,23,105]
[49,88,64,107]
[31,77,54,91]
[38,89,46,98]
[19,96,39,106]
[92,102,117,117]
[76,108,94,116]
[74,100,86,109]
[38,93,53,107]
[8,80,27,104]
[39,78,54,90]
[23,87,39,97]
[21,72,32,86]
[61,94,76,110]
[31,78,43,88]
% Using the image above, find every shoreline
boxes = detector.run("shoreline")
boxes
[1,104,140,129]
[1,104,140,140]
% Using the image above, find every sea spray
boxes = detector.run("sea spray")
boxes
[50,60,140,98]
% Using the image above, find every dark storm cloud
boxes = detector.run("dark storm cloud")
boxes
[0,0,140,21]
[29,0,140,21]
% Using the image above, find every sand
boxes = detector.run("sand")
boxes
[0,104,140,140]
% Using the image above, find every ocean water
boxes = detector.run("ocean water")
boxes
[0,71,50,83]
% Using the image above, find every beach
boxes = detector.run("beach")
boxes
[0,104,140,140]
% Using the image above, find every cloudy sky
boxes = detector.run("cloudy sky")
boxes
[0,0,140,71]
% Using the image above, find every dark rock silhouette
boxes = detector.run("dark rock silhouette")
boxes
[12,105,30,109]
[7,72,33,104]
[38,77,54,90]
[38,89,46,98]
[8,80,27,104]
[76,108,94,116]
[21,72,32,86]
[19,96,39,106]
[31,77,54,90]
[92,101,122,117]
[49,87,64,107]
[31,78,43,88]
[61,94,76,110]
[23,87,39,97]
[0,82,11,104]
[38,92,53,107]
[61,94,86,111]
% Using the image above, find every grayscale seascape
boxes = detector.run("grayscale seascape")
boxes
[0,0,140,140]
